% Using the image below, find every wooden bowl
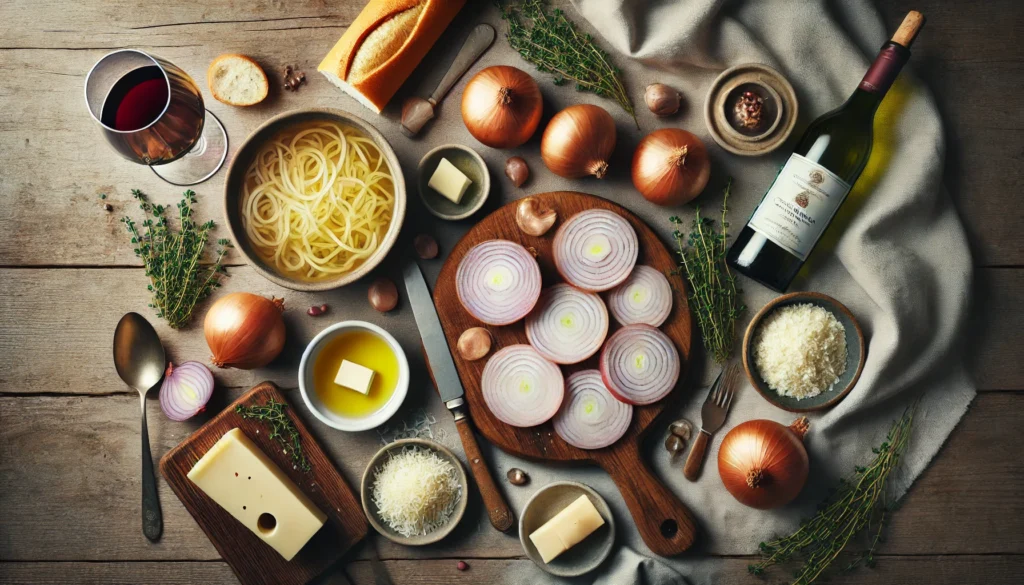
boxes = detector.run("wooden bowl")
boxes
[742,291,866,412]
[416,144,490,221]
[223,108,406,291]
[519,481,615,577]
[360,438,468,546]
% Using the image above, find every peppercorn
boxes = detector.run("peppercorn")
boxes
[456,561,468,571]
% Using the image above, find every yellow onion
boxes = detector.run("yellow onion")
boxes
[461,66,543,148]
[541,104,617,179]
[718,417,810,509]
[204,293,286,369]
[632,128,710,206]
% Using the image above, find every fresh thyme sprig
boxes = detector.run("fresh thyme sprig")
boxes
[750,407,916,584]
[236,398,312,473]
[121,189,230,329]
[499,0,638,127]
[670,179,744,364]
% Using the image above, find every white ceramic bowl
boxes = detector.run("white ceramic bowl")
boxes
[298,321,409,432]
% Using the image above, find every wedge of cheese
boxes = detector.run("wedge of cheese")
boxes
[529,494,606,563]
[187,428,327,561]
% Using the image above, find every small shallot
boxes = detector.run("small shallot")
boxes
[505,156,530,187]
[457,327,492,361]
[645,83,683,116]
[515,197,556,237]
[369,278,399,313]
[414,234,439,260]
[159,361,214,421]
[541,104,617,179]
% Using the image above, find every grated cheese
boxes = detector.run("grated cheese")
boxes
[753,303,848,400]
[371,447,461,537]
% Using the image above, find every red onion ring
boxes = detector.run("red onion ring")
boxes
[553,210,638,292]
[456,240,542,326]
[159,361,215,421]
[553,370,633,450]
[600,324,680,405]
[607,265,673,327]
[525,284,609,364]
[482,345,564,427]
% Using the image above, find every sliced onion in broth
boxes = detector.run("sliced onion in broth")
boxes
[481,345,564,427]
[553,370,633,450]
[607,265,673,327]
[600,324,680,405]
[456,240,542,325]
[553,209,639,292]
[525,284,609,364]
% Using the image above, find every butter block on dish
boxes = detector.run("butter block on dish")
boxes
[187,428,327,561]
[334,359,376,395]
[528,494,606,563]
[427,158,473,204]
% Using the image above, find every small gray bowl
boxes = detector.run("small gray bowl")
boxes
[519,481,615,578]
[417,144,490,220]
[360,438,468,546]
[742,291,866,412]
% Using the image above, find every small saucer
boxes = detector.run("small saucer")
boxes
[519,481,615,577]
[705,63,798,157]
[417,144,490,221]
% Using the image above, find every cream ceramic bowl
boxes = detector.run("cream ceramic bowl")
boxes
[298,321,409,432]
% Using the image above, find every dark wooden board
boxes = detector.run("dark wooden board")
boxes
[158,382,367,585]
[433,191,697,556]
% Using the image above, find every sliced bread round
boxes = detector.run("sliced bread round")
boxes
[207,54,269,107]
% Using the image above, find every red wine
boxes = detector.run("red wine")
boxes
[727,12,925,292]
[101,66,169,131]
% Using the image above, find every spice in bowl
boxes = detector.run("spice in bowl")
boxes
[752,303,847,399]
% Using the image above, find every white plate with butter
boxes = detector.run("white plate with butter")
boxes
[417,144,490,220]
[520,481,616,577]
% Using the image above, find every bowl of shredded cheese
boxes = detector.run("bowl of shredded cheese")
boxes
[360,438,468,546]
[224,108,405,291]
[742,292,865,412]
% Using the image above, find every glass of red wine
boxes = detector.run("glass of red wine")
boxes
[85,49,227,186]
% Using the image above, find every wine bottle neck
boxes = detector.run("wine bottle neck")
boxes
[858,41,911,97]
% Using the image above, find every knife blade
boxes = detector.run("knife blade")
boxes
[402,260,514,532]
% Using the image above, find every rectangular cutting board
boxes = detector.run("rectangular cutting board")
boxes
[433,191,698,555]
[160,382,367,585]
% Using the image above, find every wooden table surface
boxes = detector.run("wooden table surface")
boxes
[1,1,1021,584]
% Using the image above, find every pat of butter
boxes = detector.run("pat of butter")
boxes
[427,158,472,204]
[334,359,375,394]
[528,494,606,563]
[187,428,327,561]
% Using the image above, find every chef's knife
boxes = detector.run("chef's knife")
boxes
[403,260,514,532]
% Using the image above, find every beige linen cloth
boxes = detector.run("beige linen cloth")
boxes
[483,0,975,583]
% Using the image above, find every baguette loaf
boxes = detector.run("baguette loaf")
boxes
[318,0,466,113]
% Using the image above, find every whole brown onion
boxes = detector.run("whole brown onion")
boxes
[204,293,286,369]
[718,417,810,509]
[461,66,543,149]
[632,128,710,206]
[541,104,617,179]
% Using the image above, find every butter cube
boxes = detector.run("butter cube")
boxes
[528,494,606,563]
[427,158,472,204]
[334,359,375,394]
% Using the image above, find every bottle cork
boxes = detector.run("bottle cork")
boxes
[891,11,925,48]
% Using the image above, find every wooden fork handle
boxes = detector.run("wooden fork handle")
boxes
[683,430,711,481]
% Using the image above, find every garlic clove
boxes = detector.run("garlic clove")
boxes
[515,196,557,237]
[505,156,530,187]
[645,83,683,116]
[457,327,492,361]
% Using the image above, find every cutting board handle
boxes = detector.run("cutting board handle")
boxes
[600,454,697,556]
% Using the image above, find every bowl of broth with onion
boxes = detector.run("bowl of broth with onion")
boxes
[299,321,409,432]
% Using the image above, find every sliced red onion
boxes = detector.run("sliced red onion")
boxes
[553,370,633,450]
[159,361,215,421]
[553,209,639,292]
[607,265,673,327]
[525,284,609,364]
[456,240,542,326]
[599,324,680,405]
[481,345,564,427]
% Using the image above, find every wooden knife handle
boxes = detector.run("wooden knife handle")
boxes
[683,430,711,481]
[600,452,697,555]
[455,417,514,532]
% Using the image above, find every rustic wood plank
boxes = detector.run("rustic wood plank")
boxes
[1,266,1016,395]
[2,556,1023,585]
[1,392,1020,561]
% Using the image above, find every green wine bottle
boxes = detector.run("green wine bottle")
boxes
[727,11,925,292]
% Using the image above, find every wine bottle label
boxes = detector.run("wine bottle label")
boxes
[747,154,851,261]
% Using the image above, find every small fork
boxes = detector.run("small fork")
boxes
[683,363,740,481]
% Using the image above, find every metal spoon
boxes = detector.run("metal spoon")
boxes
[113,312,166,541]
[400,23,496,137]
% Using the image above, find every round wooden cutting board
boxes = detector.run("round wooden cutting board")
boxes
[433,191,698,555]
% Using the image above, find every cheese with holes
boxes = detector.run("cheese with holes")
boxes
[427,158,472,204]
[334,359,375,395]
[528,494,605,563]
[187,428,327,560]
